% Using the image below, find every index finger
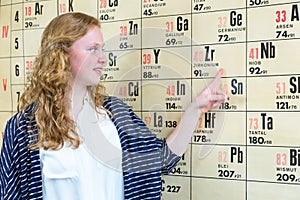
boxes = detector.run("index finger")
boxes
[209,68,224,89]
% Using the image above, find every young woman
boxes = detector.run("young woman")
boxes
[0,12,226,200]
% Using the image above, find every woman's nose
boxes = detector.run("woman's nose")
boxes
[98,53,107,66]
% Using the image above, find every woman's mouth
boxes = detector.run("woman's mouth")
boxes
[93,68,103,75]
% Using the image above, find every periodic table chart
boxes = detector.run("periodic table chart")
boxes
[1,0,300,199]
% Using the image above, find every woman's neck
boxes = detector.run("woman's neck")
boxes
[70,84,87,120]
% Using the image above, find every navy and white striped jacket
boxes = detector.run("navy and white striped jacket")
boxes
[0,96,181,200]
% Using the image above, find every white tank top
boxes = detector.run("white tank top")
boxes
[40,98,124,200]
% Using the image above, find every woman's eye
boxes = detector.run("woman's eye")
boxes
[88,45,104,53]
[89,47,98,52]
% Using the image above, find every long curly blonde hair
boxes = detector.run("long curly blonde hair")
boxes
[18,12,107,150]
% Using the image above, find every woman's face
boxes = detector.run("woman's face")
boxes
[69,26,107,87]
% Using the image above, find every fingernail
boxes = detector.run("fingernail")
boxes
[219,68,224,75]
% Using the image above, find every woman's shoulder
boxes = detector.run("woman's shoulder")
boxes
[104,95,122,102]
[11,104,36,121]
[5,104,37,136]
[103,96,134,117]
[103,96,128,107]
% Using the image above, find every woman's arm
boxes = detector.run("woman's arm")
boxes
[166,69,226,156]
[0,115,18,199]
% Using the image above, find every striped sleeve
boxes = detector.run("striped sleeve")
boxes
[105,96,181,173]
[127,105,181,174]
[0,114,21,200]
[160,139,181,174]
[104,96,182,199]
[0,105,43,200]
